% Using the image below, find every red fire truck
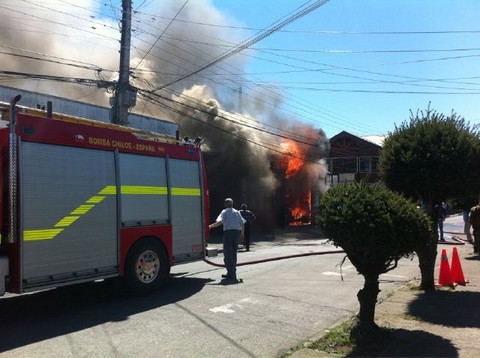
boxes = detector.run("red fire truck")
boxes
[0,95,210,296]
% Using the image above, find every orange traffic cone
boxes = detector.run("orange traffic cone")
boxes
[437,249,454,287]
[451,247,468,285]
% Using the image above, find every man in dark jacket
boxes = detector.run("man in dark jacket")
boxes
[240,204,256,251]
[469,202,480,254]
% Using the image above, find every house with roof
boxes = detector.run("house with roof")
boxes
[325,131,386,187]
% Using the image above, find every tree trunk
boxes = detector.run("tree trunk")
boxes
[417,221,438,291]
[357,273,380,327]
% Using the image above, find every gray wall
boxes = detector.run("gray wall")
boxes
[0,85,178,136]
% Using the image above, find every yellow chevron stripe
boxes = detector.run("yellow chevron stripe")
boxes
[71,204,95,215]
[24,229,64,241]
[98,186,116,195]
[86,196,106,204]
[24,185,201,241]
[55,216,81,227]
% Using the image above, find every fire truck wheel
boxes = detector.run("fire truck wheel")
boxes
[125,238,169,294]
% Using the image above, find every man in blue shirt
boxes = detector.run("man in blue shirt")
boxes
[209,198,245,280]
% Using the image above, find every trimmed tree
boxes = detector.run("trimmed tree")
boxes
[318,181,430,338]
[379,107,480,291]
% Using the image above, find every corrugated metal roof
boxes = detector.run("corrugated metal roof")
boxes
[0,85,178,136]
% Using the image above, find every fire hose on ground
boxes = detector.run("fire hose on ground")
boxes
[202,247,345,268]
[201,226,470,269]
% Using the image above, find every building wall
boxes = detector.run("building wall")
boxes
[0,85,178,136]
[326,131,383,185]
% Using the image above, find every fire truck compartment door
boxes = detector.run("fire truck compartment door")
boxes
[168,158,204,261]
[118,153,168,226]
[20,142,118,285]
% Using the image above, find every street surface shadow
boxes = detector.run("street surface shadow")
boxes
[408,290,480,328]
[0,276,212,353]
[218,278,243,285]
[368,329,458,357]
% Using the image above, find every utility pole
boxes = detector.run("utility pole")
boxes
[110,0,136,125]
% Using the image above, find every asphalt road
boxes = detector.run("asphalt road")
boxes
[0,231,423,358]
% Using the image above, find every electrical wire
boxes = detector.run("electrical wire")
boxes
[0,45,116,73]
[124,11,480,136]
[125,12,379,135]
[0,70,115,88]
[135,88,327,164]
[135,0,189,70]
[3,0,479,141]
[153,0,331,91]
[0,3,119,42]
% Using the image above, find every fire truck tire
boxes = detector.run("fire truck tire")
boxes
[125,238,170,294]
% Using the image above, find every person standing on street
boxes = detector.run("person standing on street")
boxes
[435,201,447,241]
[461,196,477,244]
[209,198,245,280]
[469,201,480,254]
[240,204,256,251]
[463,210,474,244]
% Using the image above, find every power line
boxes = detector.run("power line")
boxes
[0,45,116,73]
[127,2,375,134]
[0,3,119,42]
[114,2,478,136]
[124,23,472,134]
[124,23,367,135]
[242,48,480,90]
[160,87,321,145]
[57,0,119,22]
[20,0,118,32]
[135,0,189,70]
[0,70,115,88]
[0,69,325,160]
[251,47,480,54]
[153,0,331,91]
[136,89,325,164]
[4,0,477,139]
[129,10,480,36]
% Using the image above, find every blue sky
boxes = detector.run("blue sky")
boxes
[208,0,480,138]
[2,0,479,140]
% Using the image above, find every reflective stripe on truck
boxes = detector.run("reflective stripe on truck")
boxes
[23,185,200,241]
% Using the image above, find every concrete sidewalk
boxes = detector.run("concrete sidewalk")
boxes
[373,240,480,357]
[290,216,480,357]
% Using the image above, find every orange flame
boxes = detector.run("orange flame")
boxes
[288,191,312,226]
[282,141,305,178]
[279,136,316,226]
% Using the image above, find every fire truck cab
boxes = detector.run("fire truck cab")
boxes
[0,96,209,296]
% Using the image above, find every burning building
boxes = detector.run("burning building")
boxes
[177,86,330,230]
[271,127,329,228]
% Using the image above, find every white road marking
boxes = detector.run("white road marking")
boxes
[322,264,356,276]
[322,271,343,276]
[209,298,259,314]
